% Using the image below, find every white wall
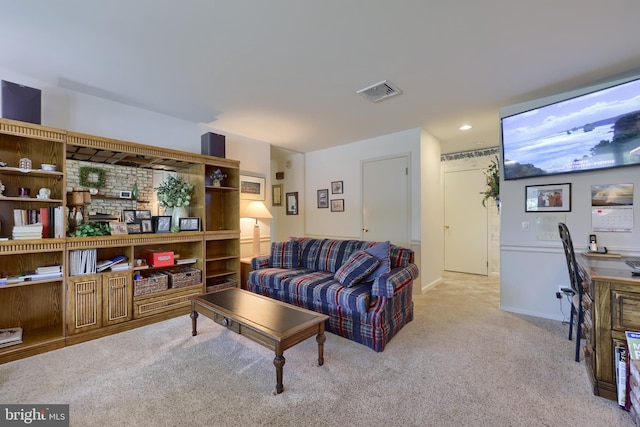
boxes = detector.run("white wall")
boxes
[271,152,306,242]
[500,74,640,320]
[420,129,443,291]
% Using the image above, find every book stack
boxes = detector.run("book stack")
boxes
[626,331,640,422]
[0,327,23,348]
[97,255,128,272]
[12,207,64,238]
[12,223,44,240]
[110,262,131,272]
[25,265,63,281]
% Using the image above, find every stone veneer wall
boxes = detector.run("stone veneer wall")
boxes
[66,160,153,219]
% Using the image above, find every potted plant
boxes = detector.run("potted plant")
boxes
[209,168,227,187]
[155,175,195,227]
[481,156,500,211]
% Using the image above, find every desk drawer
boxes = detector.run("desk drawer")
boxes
[612,290,640,331]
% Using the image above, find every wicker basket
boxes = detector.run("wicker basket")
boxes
[134,272,169,296]
[166,267,202,289]
[206,279,236,293]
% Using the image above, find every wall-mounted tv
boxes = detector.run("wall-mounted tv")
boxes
[501,77,640,180]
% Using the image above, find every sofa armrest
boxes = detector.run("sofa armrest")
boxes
[251,255,270,270]
[372,263,419,298]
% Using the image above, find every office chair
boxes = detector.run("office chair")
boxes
[558,222,583,362]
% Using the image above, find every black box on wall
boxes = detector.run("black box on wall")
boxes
[1,80,42,124]
[201,132,225,158]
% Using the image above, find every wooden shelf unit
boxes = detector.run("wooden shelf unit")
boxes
[0,117,240,363]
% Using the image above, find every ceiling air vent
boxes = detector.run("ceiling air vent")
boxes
[356,80,402,103]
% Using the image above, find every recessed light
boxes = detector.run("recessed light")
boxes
[459,124,472,131]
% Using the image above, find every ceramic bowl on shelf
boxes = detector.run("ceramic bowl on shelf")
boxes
[40,164,56,171]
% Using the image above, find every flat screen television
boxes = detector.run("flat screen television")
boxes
[501,77,640,180]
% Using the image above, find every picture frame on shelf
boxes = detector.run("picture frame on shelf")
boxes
[135,210,152,219]
[152,216,172,233]
[286,192,298,215]
[525,183,571,212]
[141,219,153,233]
[240,174,266,200]
[179,217,201,231]
[331,181,343,194]
[317,189,328,208]
[330,199,344,212]
[123,210,136,223]
[126,222,142,234]
[272,184,282,206]
[110,222,128,235]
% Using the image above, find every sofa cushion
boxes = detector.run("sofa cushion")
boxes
[334,250,380,287]
[269,240,299,268]
[362,240,391,282]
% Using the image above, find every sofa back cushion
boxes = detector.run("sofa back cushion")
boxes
[269,240,300,268]
[334,250,380,287]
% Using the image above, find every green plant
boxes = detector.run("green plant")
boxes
[155,175,194,208]
[72,222,112,237]
[481,156,500,209]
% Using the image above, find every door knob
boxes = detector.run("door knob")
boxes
[444,225,450,229]
[362,227,368,232]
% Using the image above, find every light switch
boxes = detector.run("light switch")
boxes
[522,221,530,232]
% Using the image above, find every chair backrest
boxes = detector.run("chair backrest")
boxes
[558,222,582,295]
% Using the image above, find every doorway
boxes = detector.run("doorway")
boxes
[361,155,409,246]
[443,169,487,275]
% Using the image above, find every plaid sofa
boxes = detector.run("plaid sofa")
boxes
[248,238,419,352]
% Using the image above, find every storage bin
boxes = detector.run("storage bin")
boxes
[134,272,169,296]
[165,267,202,289]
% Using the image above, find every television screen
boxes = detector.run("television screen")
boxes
[501,77,640,180]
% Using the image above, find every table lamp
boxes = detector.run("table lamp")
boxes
[241,201,273,257]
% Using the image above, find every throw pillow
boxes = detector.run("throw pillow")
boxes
[362,241,391,282]
[334,250,380,287]
[269,240,300,268]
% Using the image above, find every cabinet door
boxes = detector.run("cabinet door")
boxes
[102,271,132,326]
[67,275,102,334]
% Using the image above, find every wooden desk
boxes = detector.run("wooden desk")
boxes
[576,253,640,401]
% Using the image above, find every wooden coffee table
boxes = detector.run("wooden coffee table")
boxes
[190,288,329,394]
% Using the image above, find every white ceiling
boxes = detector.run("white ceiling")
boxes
[2,1,640,155]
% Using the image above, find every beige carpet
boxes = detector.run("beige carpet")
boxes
[0,272,633,426]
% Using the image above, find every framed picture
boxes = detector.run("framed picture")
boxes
[525,183,571,212]
[179,217,201,231]
[331,181,343,194]
[110,222,128,235]
[152,216,172,233]
[135,210,151,219]
[272,184,282,206]
[286,192,298,215]
[331,199,344,212]
[141,219,153,233]
[317,189,328,208]
[126,222,142,234]
[122,209,136,223]
[240,174,266,200]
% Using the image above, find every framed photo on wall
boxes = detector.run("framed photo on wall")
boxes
[317,189,328,208]
[330,199,344,212]
[286,192,298,215]
[240,174,266,200]
[331,181,343,194]
[525,183,571,212]
[272,184,282,206]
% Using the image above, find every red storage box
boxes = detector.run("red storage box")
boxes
[146,250,174,267]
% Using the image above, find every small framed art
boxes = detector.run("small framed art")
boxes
[141,219,153,233]
[330,199,344,212]
[152,216,172,233]
[272,184,282,206]
[240,174,266,200]
[317,189,328,208]
[123,210,136,223]
[286,192,298,215]
[331,181,343,194]
[525,183,571,212]
[135,210,152,219]
[110,222,128,235]
[126,222,142,234]
[179,217,201,231]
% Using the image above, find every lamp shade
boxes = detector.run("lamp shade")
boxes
[241,201,273,220]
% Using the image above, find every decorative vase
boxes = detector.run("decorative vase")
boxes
[132,182,139,200]
[213,180,221,187]
[171,206,189,230]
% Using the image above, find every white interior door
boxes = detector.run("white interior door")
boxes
[444,169,487,275]
[362,156,409,246]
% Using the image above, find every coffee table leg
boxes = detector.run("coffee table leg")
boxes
[316,325,326,366]
[273,348,286,394]
[190,306,199,336]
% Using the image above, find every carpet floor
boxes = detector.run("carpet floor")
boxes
[0,272,634,426]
